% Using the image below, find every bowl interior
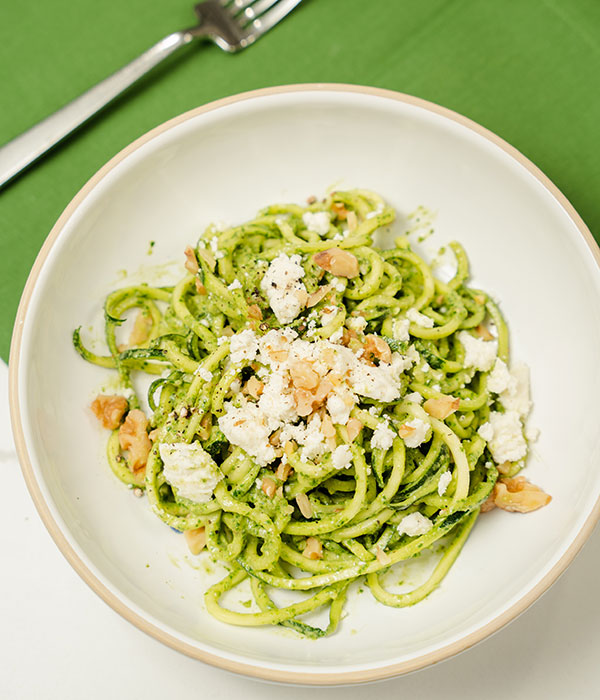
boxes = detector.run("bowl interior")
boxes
[15,87,600,681]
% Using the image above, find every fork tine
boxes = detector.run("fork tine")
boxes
[238,0,281,24]
[244,0,303,40]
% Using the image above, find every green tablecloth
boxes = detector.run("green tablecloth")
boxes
[1,0,599,361]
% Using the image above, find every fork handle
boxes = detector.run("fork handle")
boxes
[0,31,194,189]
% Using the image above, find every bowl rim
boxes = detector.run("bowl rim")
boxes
[9,82,600,685]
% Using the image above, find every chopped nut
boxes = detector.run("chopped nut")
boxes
[398,424,416,439]
[475,324,495,341]
[184,527,207,555]
[296,493,313,519]
[195,278,207,295]
[269,429,282,446]
[91,395,129,430]
[118,409,152,472]
[493,476,552,513]
[331,201,348,220]
[321,413,336,439]
[198,413,212,441]
[496,461,513,476]
[346,418,363,442]
[313,248,359,278]
[375,546,391,565]
[275,462,292,482]
[290,360,319,391]
[306,195,317,205]
[196,247,216,270]
[261,477,277,498]
[245,376,265,399]
[248,304,263,320]
[128,311,152,347]
[294,388,315,416]
[306,284,331,308]
[184,246,199,274]
[303,536,323,560]
[313,378,334,404]
[363,334,392,364]
[284,441,296,457]
[480,492,497,513]
[424,396,460,420]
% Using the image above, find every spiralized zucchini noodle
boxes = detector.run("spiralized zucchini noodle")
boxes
[75,189,550,638]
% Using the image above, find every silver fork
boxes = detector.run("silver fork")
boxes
[0,0,303,189]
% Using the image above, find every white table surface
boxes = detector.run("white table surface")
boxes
[2,360,599,699]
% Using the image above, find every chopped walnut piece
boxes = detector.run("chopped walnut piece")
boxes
[423,396,460,420]
[313,378,334,404]
[294,388,315,417]
[247,304,263,320]
[118,409,152,472]
[198,413,212,441]
[261,477,277,498]
[493,476,552,513]
[306,284,331,308]
[184,246,199,274]
[321,413,336,439]
[480,492,497,513]
[313,248,359,278]
[363,334,392,364]
[195,279,207,295]
[397,424,416,439]
[346,210,358,232]
[303,536,323,560]
[127,311,152,347]
[91,395,129,430]
[475,324,495,341]
[296,493,313,519]
[346,418,363,442]
[245,376,264,399]
[331,201,348,220]
[290,360,319,391]
[184,527,207,555]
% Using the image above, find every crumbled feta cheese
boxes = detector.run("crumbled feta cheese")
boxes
[194,366,213,382]
[209,236,225,260]
[217,335,228,346]
[326,385,356,424]
[392,317,410,341]
[525,424,540,442]
[397,512,433,537]
[487,358,513,394]
[347,316,367,333]
[280,414,327,461]
[407,308,434,328]
[438,470,452,496]
[481,410,527,463]
[229,329,259,365]
[500,363,531,417]
[302,211,330,236]
[218,402,276,466]
[349,352,410,402]
[333,279,346,293]
[332,444,353,470]
[371,422,396,451]
[402,417,431,448]
[458,331,497,371]
[227,278,242,291]
[260,253,307,324]
[257,371,297,426]
[159,443,223,503]
[405,391,423,404]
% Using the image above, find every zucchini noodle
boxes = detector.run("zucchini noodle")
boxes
[76,189,546,638]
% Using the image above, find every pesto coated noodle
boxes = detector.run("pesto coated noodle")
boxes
[76,189,550,638]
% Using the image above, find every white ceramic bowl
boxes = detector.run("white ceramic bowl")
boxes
[10,85,600,685]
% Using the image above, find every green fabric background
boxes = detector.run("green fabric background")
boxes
[1,0,599,362]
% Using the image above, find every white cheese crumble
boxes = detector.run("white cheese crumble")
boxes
[397,512,433,537]
[332,444,353,470]
[407,308,434,328]
[458,331,497,371]
[194,366,213,382]
[209,236,225,260]
[370,422,396,450]
[218,402,276,466]
[392,317,410,341]
[302,211,330,236]
[229,329,259,365]
[500,363,531,417]
[487,358,512,394]
[260,253,307,324]
[405,391,424,404]
[402,417,431,448]
[227,279,242,291]
[480,410,527,464]
[438,470,452,496]
[326,385,356,425]
[159,443,223,503]
[347,316,367,333]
